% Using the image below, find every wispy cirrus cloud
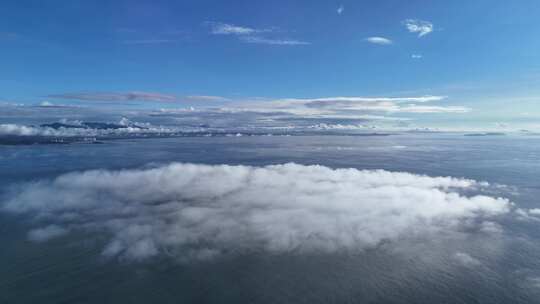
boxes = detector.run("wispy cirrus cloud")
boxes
[240,36,310,45]
[183,95,231,102]
[34,92,469,132]
[207,22,309,46]
[209,22,265,35]
[404,19,434,37]
[276,96,446,104]
[36,101,79,109]
[365,37,393,45]
[121,39,177,45]
[48,92,179,102]
[47,92,233,104]
[397,105,469,113]
[149,95,465,121]
[222,95,468,117]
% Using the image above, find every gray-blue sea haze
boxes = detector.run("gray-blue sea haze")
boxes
[2,132,540,303]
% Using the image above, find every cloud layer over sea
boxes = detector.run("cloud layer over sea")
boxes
[2,163,512,260]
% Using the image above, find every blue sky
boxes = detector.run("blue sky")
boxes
[2,0,540,131]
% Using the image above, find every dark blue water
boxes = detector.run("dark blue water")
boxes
[2,134,540,303]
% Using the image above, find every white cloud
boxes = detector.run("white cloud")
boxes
[209,22,260,35]
[2,93,468,136]
[276,96,446,104]
[0,120,183,137]
[240,36,310,46]
[526,276,540,289]
[0,101,24,107]
[0,94,467,138]
[183,95,231,102]
[48,91,178,102]
[528,208,540,216]
[404,19,434,37]
[398,105,470,113]
[39,101,55,107]
[1,163,511,260]
[307,120,409,131]
[145,94,469,132]
[223,95,469,117]
[207,22,309,46]
[48,92,236,104]
[0,124,43,136]
[27,225,68,242]
[337,5,345,15]
[453,252,482,267]
[411,54,423,59]
[121,39,177,45]
[366,37,393,45]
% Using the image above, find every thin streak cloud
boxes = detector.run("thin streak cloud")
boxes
[240,36,310,45]
[121,39,177,45]
[209,22,262,35]
[207,22,309,46]
[47,92,231,104]
[224,95,466,116]
[47,92,179,102]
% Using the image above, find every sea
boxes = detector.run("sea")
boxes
[2,133,540,303]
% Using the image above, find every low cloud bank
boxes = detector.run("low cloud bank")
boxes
[0,118,182,137]
[1,163,511,260]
